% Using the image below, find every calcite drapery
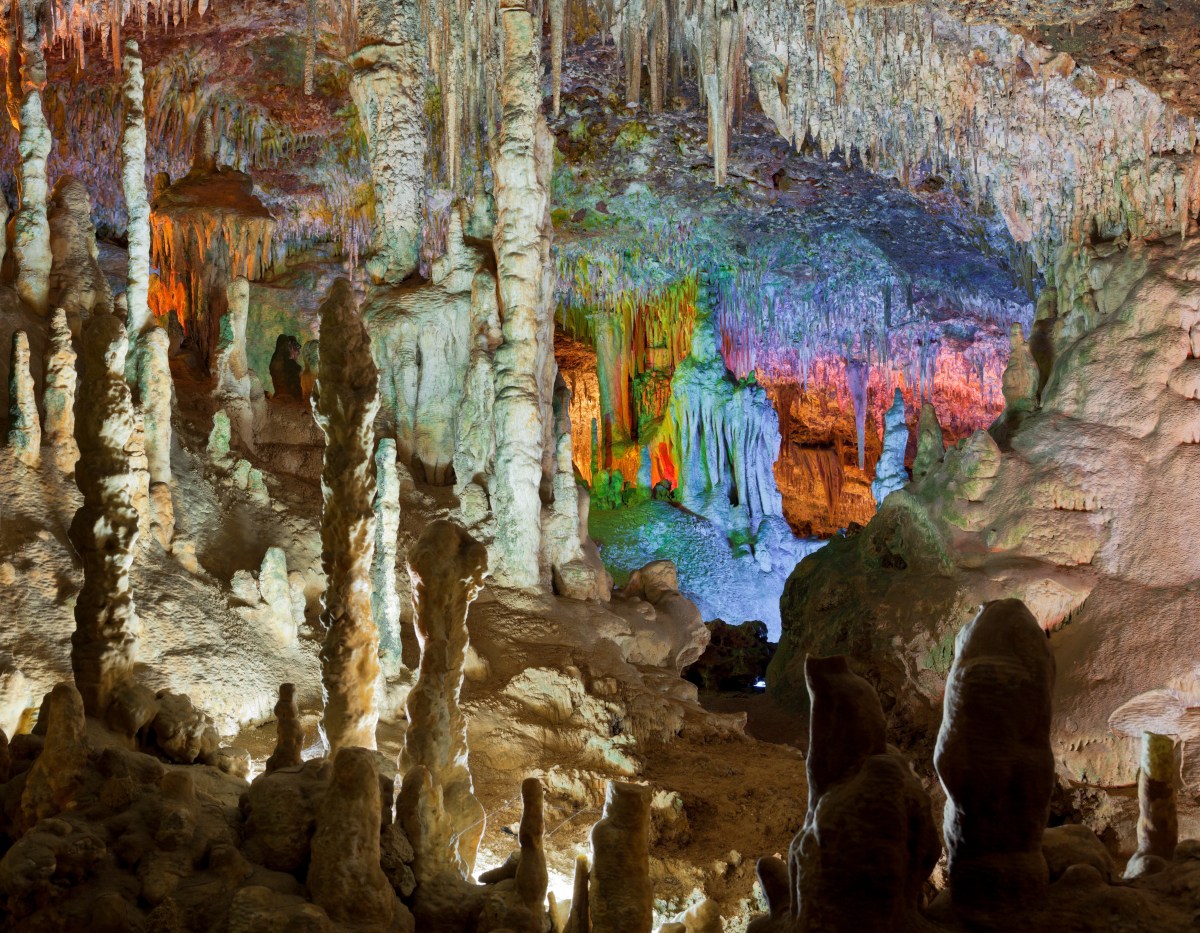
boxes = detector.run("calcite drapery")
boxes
[69,311,141,716]
[490,2,551,589]
[935,599,1055,916]
[313,278,382,753]
[397,519,488,883]
[121,39,152,336]
[350,0,426,284]
[43,309,79,473]
[12,0,51,313]
[7,329,40,467]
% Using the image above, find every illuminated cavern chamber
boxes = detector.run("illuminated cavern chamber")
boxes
[1,0,1200,931]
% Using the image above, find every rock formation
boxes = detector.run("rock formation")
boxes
[69,311,140,716]
[911,402,944,484]
[47,176,113,325]
[1125,732,1179,878]
[264,682,304,773]
[7,329,40,466]
[308,747,414,931]
[589,781,652,933]
[349,0,426,284]
[43,309,79,473]
[871,389,908,505]
[133,326,174,485]
[397,519,488,882]
[215,276,256,453]
[12,0,51,313]
[371,437,402,671]
[17,682,87,834]
[121,39,151,335]
[934,599,1055,917]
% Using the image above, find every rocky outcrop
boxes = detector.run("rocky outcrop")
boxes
[350,0,426,284]
[871,389,908,505]
[313,279,382,752]
[7,330,40,467]
[43,309,79,473]
[121,39,151,335]
[935,599,1055,917]
[397,520,488,882]
[69,311,140,716]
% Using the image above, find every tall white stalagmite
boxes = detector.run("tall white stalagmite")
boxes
[70,311,140,716]
[490,2,549,589]
[313,279,382,752]
[43,309,79,474]
[121,40,151,336]
[7,330,40,466]
[350,0,426,284]
[13,0,51,313]
[134,327,173,484]
[371,437,403,672]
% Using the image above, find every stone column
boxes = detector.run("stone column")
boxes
[13,0,51,313]
[215,276,255,453]
[491,2,549,588]
[122,40,151,335]
[8,330,40,466]
[350,0,426,284]
[134,327,173,484]
[69,312,141,716]
[313,279,382,752]
[1125,731,1179,878]
[397,519,488,882]
[589,782,652,933]
[43,310,79,473]
[372,437,403,672]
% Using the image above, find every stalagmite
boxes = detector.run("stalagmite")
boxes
[567,854,590,933]
[264,683,303,773]
[350,0,426,284]
[935,599,1055,918]
[133,327,173,484]
[7,330,40,467]
[590,781,652,933]
[309,747,414,931]
[911,402,944,484]
[215,276,255,453]
[871,389,908,504]
[69,311,140,716]
[18,683,87,833]
[1125,732,1179,878]
[397,519,488,882]
[550,0,566,116]
[13,0,51,313]
[121,40,151,336]
[491,1,550,589]
[372,437,403,672]
[303,0,317,96]
[43,310,79,473]
[313,278,381,753]
[47,176,113,323]
[515,777,549,916]
[1001,323,1040,415]
[546,376,596,599]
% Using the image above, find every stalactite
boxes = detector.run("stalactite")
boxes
[69,310,140,717]
[121,40,151,336]
[313,278,382,753]
[550,0,566,116]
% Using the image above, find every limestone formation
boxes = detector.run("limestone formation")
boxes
[232,547,303,646]
[134,326,173,484]
[589,781,653,933]
[935,599,1055,917]
[546,375,598,599]
[792,656,939,931]
[911,402,944,484]
[122,40,152,335]
[12,0,51,313]
[265,683,304,773]
[7,330,40,466]
[1002,323,1041,416]
[350,0,426,284]
[269,334,304,399]
[43,309,79,473]
[514,777,548,916]
[1125,732,1179,878]
[371,437,403,672]
[18,683,87,833]
[69,311,141,716]
[308,747,414,931]
[313,278,382,752]
[490,2,551,589]
[47,176,113,323]
[397,520,488,882]
[871,388,908,505]
[566,854,590,933]
[216,276,255,453]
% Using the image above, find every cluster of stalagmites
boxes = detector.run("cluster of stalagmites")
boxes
[748,599,1200,932]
